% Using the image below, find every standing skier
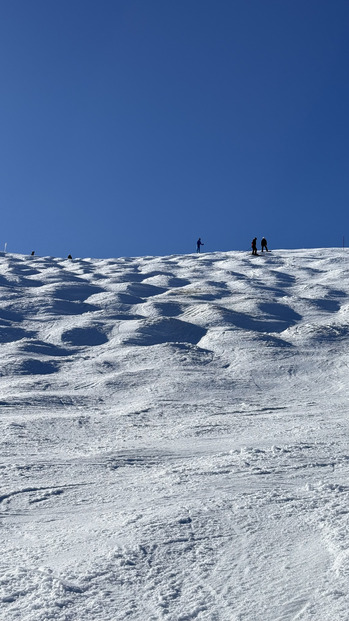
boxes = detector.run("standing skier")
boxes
[261,237,269,252]
[197,238,204,253]
[251,237,258,255]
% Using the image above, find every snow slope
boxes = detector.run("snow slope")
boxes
[1,248,349,621]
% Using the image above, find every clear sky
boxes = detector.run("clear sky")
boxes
[1,0,348,258]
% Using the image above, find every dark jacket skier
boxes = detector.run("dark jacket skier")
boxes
[261,237,269,252]
[251,237,257,255]
[197,238,204,253]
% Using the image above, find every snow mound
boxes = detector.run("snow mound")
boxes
[1,248,349,620]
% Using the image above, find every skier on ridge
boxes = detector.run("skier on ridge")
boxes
[251,237,258,255]
[196,238,204,253]
[261,237,269,252]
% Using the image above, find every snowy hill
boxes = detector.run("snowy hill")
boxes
[1,248,349,620]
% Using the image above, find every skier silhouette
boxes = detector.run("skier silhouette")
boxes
[251,237,258,255]
[261,237,269,252]
[196,238,204,253]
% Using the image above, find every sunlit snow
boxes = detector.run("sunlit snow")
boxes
[1,248,349,620]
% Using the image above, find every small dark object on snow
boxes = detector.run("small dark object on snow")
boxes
[197,238,204,253]
[251,237,258,255]
[31,251,35,256]
[67,254,72,260]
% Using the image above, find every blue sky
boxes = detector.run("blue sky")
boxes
[1,0,348,258]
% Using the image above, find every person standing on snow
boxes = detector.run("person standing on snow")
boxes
[251,237,258,255]
[261,237,269,252]
[197,238,204,253]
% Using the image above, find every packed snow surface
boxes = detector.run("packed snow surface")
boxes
[1,248,349,620]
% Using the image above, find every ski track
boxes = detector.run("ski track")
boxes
[1,248,349,619]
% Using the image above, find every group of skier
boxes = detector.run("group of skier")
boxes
[196,236,270,255]
[251,237,269,255]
